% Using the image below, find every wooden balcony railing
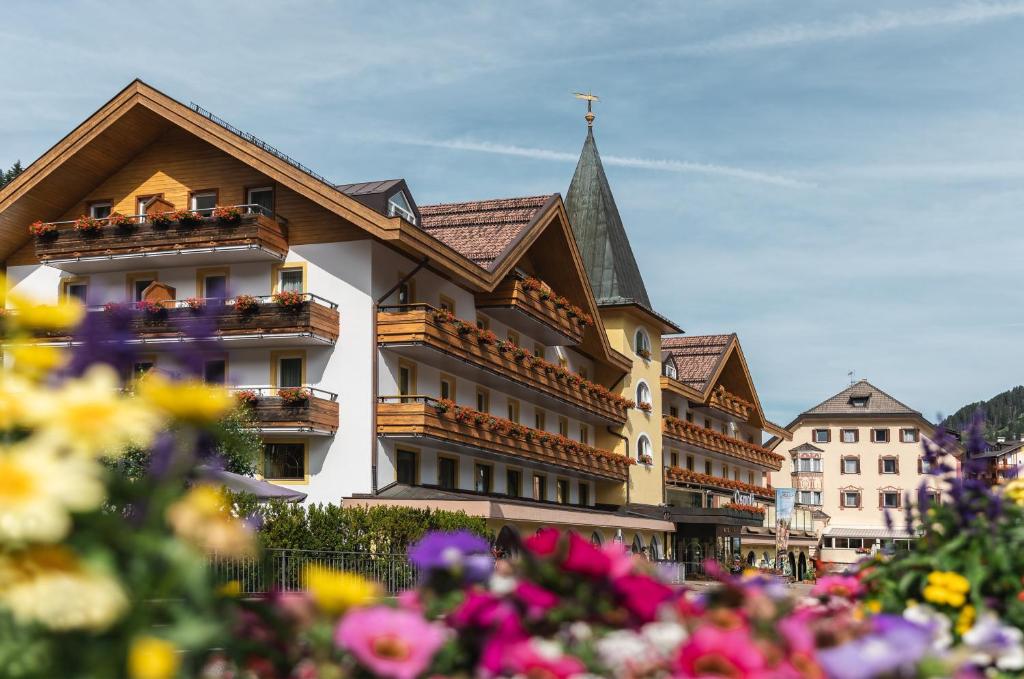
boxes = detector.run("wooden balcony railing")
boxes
[32,206,288,264]
[665,466,774,500]
[475,277,589,345]
[20,294,339,344]
[377,305,630,424]
[233,386,338,434]
[376,396,630,481]
[662,416,784,470]
[707,385,753,420]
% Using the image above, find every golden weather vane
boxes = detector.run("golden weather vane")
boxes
[574,91,599,127]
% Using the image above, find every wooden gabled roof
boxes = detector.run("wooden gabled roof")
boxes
[0,80,631,374]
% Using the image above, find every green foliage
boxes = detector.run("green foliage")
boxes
[0,160,23,189]
[236,499,492,554]
[944,385,1024,441]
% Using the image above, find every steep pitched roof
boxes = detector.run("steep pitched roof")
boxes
[803,380,922,418]
[662,334,734,391]
[419,195,556,270]
[564,129,651,309]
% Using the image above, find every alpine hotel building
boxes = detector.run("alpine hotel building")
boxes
[0,81,793,561]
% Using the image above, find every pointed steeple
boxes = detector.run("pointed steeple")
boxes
[564,127,652,310]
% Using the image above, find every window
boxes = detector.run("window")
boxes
[733,469,739,481]
[842,490,861,508]
[506,469,522,498]
[748,471,755,485]
[203,359,227,384]
[89,201,112,219]
[797,490,822,505]
[264,442,305,481]
[387,190,416,223]
[476,388,490,413]
[686,412,694,423]
[704,460,712,475]
[637,435,652,463]
[669,406,679,419]
[439,295,456,314]
[506,399,520,424]
[579,424,589,445]
[396,276,415,305]
[842,457,861,474]
[397,450,418,485]
[722,464,729,479]
[664,361,678,379]
[190,191,217,215]
[276,265,305,294]
[850,396,869,408]
[437,456,458,490]
[533,474,547,501]
[556,479,569,504]
[704,418,712,430]
[871,428,890,443]
[558,416,569,437]
[474,464,493,493]
[275,354,304,388]
[247,186,274,215]
[126,272,157,302]
[476,316,489,331]
[507,330,520,346]
[636,381,651,408]
[796,457,823,472]
[533,343,545,359]
[398,361,417,402]
[813,429,831,444]
[578,366,588,380]
[880,457,898,474]
[841,429,858,443]
[880,491,900,508]
[686,455,695,471]
[439,374,456,402]
[901,428,920,443]
[634,328,651,358]
[61,278,89,303]
[197,268,229,300]
[534,409,546,431]
[578,482,589,506]
[919,457,932,474]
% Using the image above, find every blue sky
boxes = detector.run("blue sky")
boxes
[4,0,1023,424]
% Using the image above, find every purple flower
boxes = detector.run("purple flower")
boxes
[408,530,493,583]
[817,615,933,679]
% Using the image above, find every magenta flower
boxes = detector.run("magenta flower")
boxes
[502,639,587,679]
[523,527,560,555]
[614,574,674,623]
[676,624,767,678]
[812,575,864,599]
[449,590,514,629]
[335,606,446,679]
[562,531,611,577]
[515,581,560,618]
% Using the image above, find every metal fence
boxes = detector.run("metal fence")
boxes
[209,549,418,595]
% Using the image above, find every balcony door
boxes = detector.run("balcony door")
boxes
[276,355,304,388]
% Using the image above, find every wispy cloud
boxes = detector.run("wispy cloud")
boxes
[395,138,814,188]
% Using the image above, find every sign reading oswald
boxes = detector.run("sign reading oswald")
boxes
[775,488,796,576]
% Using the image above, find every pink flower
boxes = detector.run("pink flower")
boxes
[502,639,587,679]
[676,624,767,678]
[396,589,422,612]
[449,590,513,629]
[480,615,528,676]
[614,574,674,623]
[562,532,611,577]
[335,606,447,679]
[811,575,863,599]
[515,581,560,618]
[603,542,636,579]
[524,527,560,556]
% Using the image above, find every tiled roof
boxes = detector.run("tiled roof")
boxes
[661,334,734,391]
[803,380,922,418]
[419,195,555,269]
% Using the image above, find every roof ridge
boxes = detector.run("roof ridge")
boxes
[420,194,556,211]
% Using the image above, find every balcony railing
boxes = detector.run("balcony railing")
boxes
[663,416,784,471]
[707,385,754,421]
[475,277,589,345]
[233,386,338,435]
[17,294,339,345]
[665,466,774,500]
[376,396,630,481]
[31,205,288,271]
[377,305,630,424]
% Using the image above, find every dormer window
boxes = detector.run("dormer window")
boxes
[663,360,678,380]
[850,396,869,408]
[387,191,416,224]
[89,201,112,219]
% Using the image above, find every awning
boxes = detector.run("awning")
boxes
[198,466,308,502]
[823,526,919,539]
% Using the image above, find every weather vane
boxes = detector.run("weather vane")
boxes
[574,91,599,127]
[848,370,856,385]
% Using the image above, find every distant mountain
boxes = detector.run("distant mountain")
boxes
[943,385,1024,442]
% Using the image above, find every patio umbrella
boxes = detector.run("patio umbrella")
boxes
[197,466,307,502]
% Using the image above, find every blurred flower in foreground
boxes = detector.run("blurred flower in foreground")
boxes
[4,289,84,332]
[6,344,67,379]
[137,373,233,424]
[0,444,105,543]
[1004,479,1024,507]
[304,565,377,615]
[407,529,493,583]
[962,612,1024,671]
[0,545,127,631]
[334,606,446,679]
[166,484,254,556]
[923,571,970,608]
[128,635,181,679]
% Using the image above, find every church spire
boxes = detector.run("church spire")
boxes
[564,99,652,310]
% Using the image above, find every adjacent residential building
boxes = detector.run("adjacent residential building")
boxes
[768,380,957,568]
[968,437,1024,486]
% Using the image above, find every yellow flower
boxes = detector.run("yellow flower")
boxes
[0,546,127,631]
[0,444,105,543]
[5,344,67,379]
[216,580,242,598]
[1005,479,1024,507]
[27,365,160,457]
[923,571,970,608]
[137,373,233,423]
[304,565,377,615]
[167,485,254,557]
[864,599,882,614]
[956,604,976,636]
[128,636,180,679]
[0,374,39,430]
[5,291,84,332]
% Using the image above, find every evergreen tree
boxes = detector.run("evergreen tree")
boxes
[0,160,24,189]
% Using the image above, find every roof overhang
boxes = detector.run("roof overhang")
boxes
[598,300,683,334]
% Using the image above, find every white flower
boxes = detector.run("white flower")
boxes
[489,573,517,596]
[903,603,952,651]
[963,613,1024,671]
[595,629,655,674]
[642,621,688,656]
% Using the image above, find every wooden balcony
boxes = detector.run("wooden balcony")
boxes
[475,277,586,345]
[21,295,339,347]
[662,416,784,471]
[32,207,288,273]
[707,385,753,421]
[377,305,629,425]
[665,466,774,500]
[376,397,629,481]
[234,387,338,435]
